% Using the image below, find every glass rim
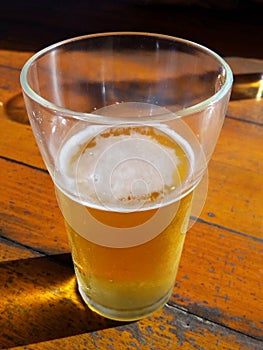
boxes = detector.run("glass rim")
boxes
[20,31,233,123]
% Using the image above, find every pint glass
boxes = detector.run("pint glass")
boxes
[20,33,233,321]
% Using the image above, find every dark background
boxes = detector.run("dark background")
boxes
[1,0,263,58]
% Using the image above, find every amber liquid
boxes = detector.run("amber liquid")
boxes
[65,194,192,320]
[55,123,195,321]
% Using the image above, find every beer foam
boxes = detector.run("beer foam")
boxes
[56,125,194,210]
[55,103,201,211]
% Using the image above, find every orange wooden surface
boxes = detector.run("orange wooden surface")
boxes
[0,50,262,349]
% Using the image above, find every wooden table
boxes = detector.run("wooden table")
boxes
[0,51,262,349]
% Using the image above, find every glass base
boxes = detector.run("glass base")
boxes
[78,283,173,322]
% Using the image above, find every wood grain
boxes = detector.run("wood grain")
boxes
[0,158,262,343]
[0,158,68,255]
[202,159,263,238]
[0,50,262,349]
[0,249,261,350]
[215,117,262,173]
[6,306,263,350]
[173,220,263,339]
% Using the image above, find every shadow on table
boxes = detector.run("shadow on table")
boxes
[4,92,30,125]
[0,253,126,349]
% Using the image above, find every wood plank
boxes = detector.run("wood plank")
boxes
[0,51,45,167]
[214,117,262,174]
[0,252,262,349]
[200,159,263,238]
[172,220,263,340]
[0,117,45,169]
[0,50,35,127]
[0,64,26,113]
[0,158,69,255]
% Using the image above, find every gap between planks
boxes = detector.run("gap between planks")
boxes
[165,302,263,343]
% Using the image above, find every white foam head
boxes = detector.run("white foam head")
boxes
[55,102,202,211]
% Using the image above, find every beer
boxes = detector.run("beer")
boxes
[55,117,196,321]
